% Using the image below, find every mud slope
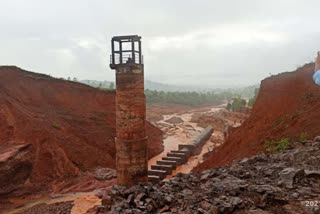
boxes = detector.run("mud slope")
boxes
[0,66,163,194]
[195,62,320,171]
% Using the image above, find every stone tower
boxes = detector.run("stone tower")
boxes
[109,35,148,186]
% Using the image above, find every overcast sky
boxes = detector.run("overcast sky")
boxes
[1,1,320,88]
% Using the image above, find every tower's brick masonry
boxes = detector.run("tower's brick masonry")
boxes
[115,65,148,186]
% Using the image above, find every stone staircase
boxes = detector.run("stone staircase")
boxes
[148,126,214,184]
[148,148,190,183]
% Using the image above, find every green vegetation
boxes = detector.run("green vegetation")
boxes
[80,80,261,107]
[98,88,115,92]
[52,123,61,130]
[302,93,315,103]
[303,92,314,100]
[95,84,258,107]
[248,88,259,107]
[299,132,308,141]
[227,96,247,112]
[145,89,233,106]
[264,138,290,153]
[226,87,258,112]
[226,103,232,111]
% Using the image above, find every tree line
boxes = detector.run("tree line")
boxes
[95,85,260,108]
[145,89,234,106]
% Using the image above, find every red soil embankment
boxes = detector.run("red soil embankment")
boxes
[0,66,163,196]
[194,63,320,172]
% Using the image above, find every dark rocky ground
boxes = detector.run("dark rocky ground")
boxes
[101,138,320,214]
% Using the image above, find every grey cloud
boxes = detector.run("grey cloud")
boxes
[0,0,320,87]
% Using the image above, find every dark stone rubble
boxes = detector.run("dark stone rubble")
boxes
[101,138,320,214]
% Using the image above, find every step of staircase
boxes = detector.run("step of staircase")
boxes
[162,156,185,165]
[167,153,188,162]
[171,150,191,156]
[151,165,173,174]
[178,144,194,155]
[156,160,177,168]
[148,169,167,179]
[148,175,160,184]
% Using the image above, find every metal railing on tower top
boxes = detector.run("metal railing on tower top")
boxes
[109,35,143,69]
[110,53,143,65]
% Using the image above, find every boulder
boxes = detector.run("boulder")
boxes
[94,168,116,180]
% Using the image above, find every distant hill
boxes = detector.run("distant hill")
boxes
[80,79,259,98]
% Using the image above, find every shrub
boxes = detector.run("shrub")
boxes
[303,93,314,100]
[299,132,308,141]
[52,123,61,130]
[264,138,290,153]
[226,103,232,111]
[99,88,115,92]
[231,96,246,112]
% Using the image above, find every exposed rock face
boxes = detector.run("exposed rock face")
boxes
[0,66,163,197]
[0,144,34,196]
[106,140,320,214]
[195,63,320,171]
